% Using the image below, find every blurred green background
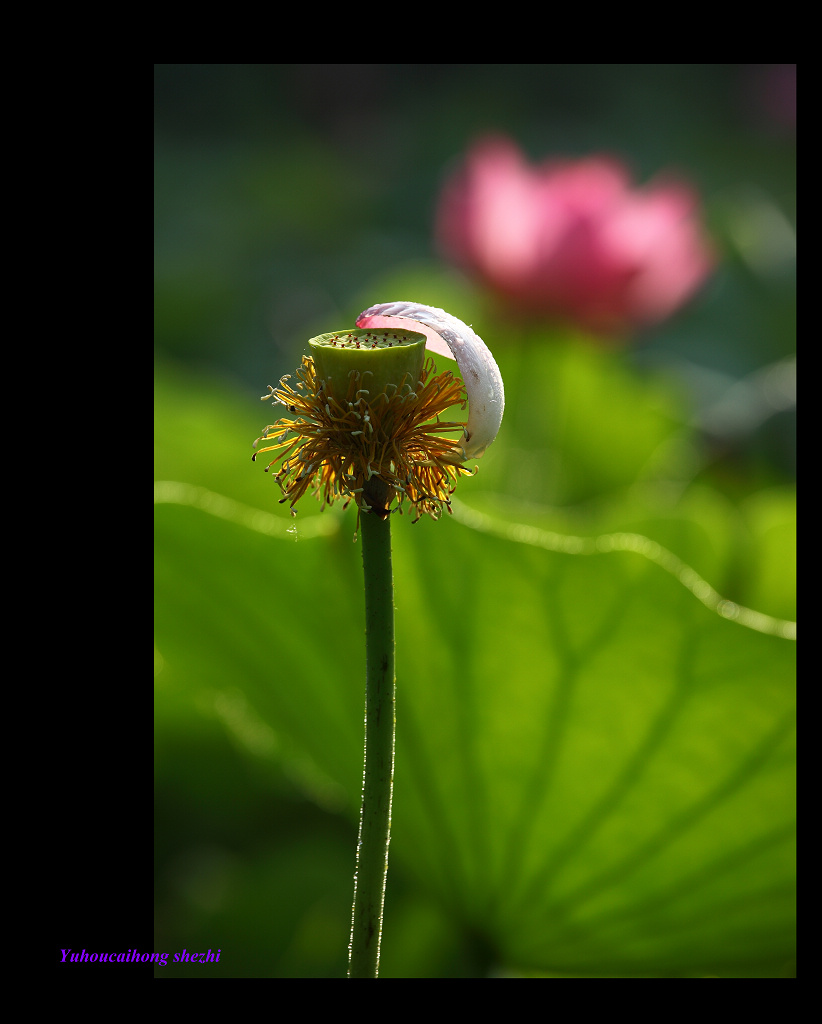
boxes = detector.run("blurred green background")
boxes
[154,64,795,977]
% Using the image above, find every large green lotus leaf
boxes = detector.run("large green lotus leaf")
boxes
[390,508,794,976]
[463,480,744,618]
[737,487,797,622]
[154,489,794,977]
[154,497,364,806]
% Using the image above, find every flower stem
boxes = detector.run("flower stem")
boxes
[348,497,395,979]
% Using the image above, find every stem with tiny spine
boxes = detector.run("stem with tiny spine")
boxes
[348,484,395,978]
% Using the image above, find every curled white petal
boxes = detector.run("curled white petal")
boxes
[356,301,504,460]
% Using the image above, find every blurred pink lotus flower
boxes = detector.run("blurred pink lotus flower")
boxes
[435,136,715,336]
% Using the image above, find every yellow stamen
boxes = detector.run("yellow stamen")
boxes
[253,354,472,523]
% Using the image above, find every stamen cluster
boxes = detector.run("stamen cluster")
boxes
[253,354,473,522]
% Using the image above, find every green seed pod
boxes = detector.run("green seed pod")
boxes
[309,328,426,405]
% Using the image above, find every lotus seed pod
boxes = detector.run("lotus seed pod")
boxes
[309,328,427,404]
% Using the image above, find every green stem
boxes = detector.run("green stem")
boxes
[348,501,396,979]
